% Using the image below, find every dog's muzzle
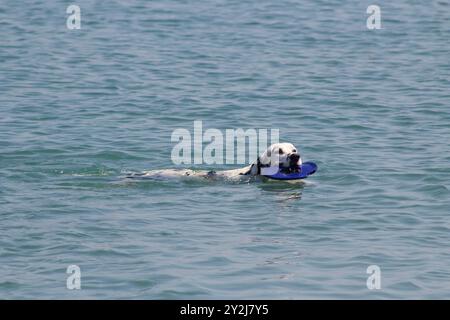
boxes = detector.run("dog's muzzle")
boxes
[277,153,300,173]
[289,153,300,164]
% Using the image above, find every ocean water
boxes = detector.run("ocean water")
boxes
[1,0,449,299]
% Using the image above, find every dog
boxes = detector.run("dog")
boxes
[127,143,302,181]
[217,142,302,178]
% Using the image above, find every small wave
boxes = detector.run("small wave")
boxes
[59,166,119,177]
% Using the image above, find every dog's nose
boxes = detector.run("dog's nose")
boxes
[289,153,300,162]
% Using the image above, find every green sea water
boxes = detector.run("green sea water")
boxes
[1,0,449,299]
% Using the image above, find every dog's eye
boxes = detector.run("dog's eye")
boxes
[278,149,284,154]
[293,149,296,153]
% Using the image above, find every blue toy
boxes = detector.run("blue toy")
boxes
[262,162,318,180]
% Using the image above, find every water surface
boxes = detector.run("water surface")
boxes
[1,0,449,299]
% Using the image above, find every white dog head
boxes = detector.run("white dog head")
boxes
[247,143,302,175]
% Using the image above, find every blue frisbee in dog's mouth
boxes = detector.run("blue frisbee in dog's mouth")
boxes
[262,162,318,180]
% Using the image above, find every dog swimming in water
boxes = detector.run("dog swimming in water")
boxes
[126,143,303,181]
